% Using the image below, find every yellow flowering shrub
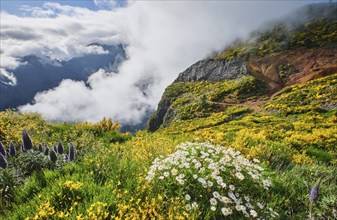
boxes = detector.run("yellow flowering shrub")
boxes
[63,180,83,191]
[0,110,47,146]
[75,117,120,133]
[292,151,314,165]
[86,202,109,220]
[47,180,83,213]
[29,200,55,220]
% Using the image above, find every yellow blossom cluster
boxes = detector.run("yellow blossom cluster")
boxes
[63,180,83,191]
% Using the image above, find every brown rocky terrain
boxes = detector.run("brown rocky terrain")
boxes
[246,47,337,92]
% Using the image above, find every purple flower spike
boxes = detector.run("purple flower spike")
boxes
[22,129,34,150]
[9,142,16,157]
[57,141,64,154]
[69,143,75,162]
[0,154,8,169]
[0,141,6,156]
[309,179,322,203]
[38,143,43,152]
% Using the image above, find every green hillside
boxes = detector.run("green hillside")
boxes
[1,72,336,219]
[1,4,337,220]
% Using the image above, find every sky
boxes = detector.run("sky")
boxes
[1,0,127,14]
[0,0,313,124]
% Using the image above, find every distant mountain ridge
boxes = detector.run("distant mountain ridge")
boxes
[0,44,125,110]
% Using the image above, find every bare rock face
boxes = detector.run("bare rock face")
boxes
[174,58,248,83]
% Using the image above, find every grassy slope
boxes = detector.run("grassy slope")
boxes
[1,14,337,220]
[215,18,337,60]
[0,74,336,219]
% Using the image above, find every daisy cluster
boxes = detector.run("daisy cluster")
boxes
[146,142,278,219]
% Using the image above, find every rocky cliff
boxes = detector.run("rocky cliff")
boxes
[174,58,248,83]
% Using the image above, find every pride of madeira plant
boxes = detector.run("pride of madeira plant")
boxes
[0,130,78,211]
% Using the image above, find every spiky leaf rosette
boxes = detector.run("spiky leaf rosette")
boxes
[9,142,16,157]
[0,141,6,156]
[69,143,75,162]
[22,129,33,150]
[57,141,64,154]
[49,149,57,163]
[38,144,43,152]
[0,154,8,169]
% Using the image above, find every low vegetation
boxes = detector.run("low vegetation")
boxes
[215,18,337,60]
[0,73,336,219]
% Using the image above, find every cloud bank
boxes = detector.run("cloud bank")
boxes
[1,1,308,124]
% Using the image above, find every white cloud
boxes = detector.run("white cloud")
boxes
[93,0,120,9]
[77,45,109,55]
[0,4,119,69]
[1,1,308,124]
[19,5,55,18]
[0,68,17,86]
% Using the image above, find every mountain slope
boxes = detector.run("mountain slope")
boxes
[148,4,337,131]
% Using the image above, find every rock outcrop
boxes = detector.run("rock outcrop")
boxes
[174,58,248,83]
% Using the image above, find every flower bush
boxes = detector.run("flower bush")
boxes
[86,202,109,220]
[146,142,278,219]
[49,180,83,212]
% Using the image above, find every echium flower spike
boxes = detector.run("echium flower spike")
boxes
[49,149,58,163]
[57,141,64,154]
[38,144,43,152]
[69,143,75,162]
[21,141,27,153]
[22,129,34,150]
[0,154,8,169]
[44,144,49,156]
[309,178,322,203]
[9,142,16,157]
[53,145,57,153]
[0,141,6,156]
[44,147,49,156]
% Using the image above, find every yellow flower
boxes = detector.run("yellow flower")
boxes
[76,214,84,220]
[38,210,47,217]
[58,211,65,218]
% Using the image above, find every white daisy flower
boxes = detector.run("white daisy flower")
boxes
[210,198,217,206]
